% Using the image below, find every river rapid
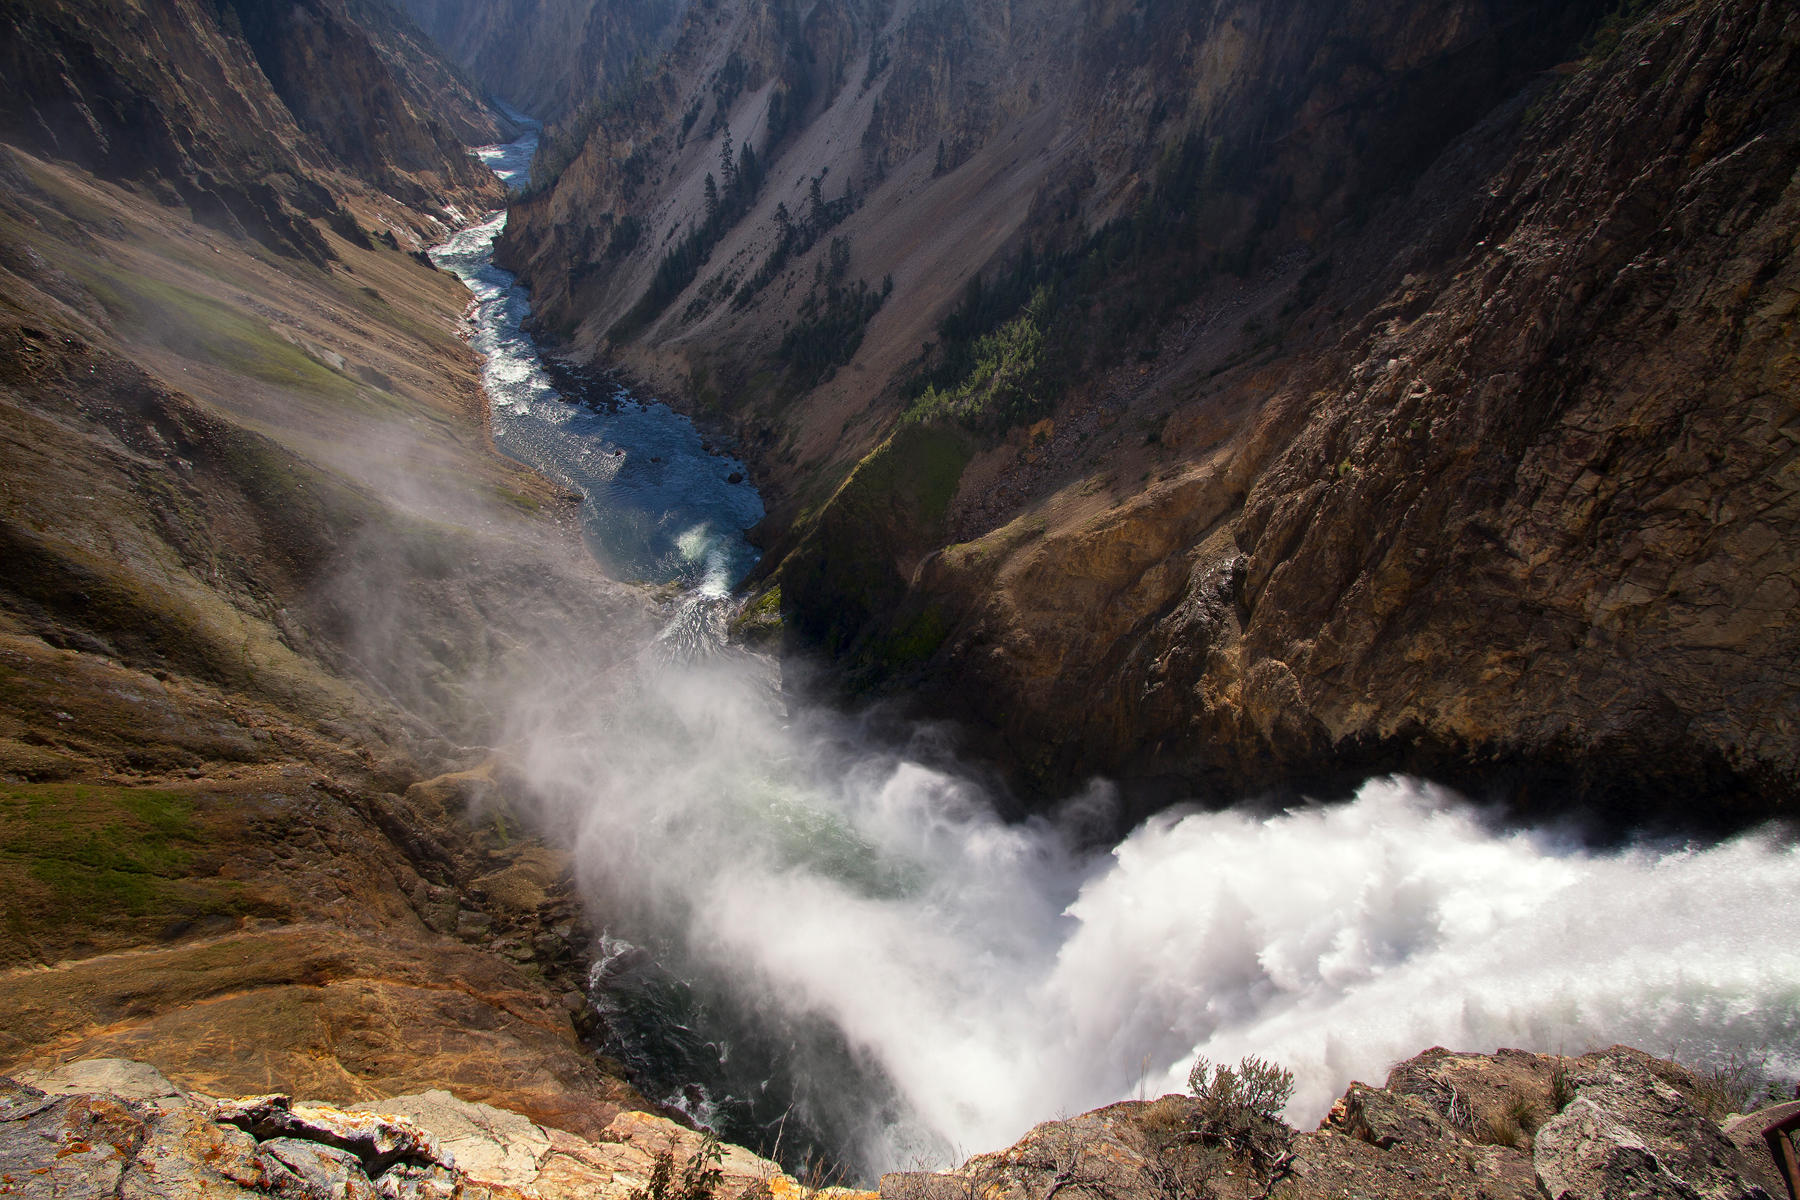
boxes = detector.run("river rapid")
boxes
[435,131,1800,1181]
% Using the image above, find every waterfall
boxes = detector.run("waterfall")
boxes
[434,130,1800,1182]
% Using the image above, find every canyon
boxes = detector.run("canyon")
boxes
[0,0,1797,1195]
[497,0,1800,820]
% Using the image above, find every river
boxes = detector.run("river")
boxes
[433,130,1800,1182]
[434,125,763,599]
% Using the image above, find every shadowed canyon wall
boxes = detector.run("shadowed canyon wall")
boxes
[396,0,687,121]
[501,0,1800,822]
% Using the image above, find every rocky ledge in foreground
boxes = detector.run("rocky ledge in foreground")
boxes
[0,1058,867,1200]
[5,1048,1795,1200]
[886,1046,1797,1200]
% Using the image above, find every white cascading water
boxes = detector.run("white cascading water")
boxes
[507,644,1800,1173]
[435,131,1800,1180]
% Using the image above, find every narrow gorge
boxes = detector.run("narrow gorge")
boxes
[0,0,1797,1197]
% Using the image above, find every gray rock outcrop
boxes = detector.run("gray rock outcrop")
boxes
[879,1046,1791,1200]
[1534,1051,1776,1200]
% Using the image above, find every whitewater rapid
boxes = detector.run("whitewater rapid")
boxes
[438,130,1800,1180]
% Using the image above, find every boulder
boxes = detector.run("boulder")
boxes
[259,1136,384,1199]
[1533,1049,1775,1200]
[1721,1102,1800,1200]
[0,1080,147,1199]
[0,1058,817,1200]
[18,1057,185,1105]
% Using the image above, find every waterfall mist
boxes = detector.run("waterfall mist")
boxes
[500,607,1800,1177]
[422,133,1800,1183]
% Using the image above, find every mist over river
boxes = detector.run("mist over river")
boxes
[435,134,1800,1180]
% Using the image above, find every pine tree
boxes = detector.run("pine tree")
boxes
[719,127,737,194]
[738,141,759,195]
[703,173,719,225]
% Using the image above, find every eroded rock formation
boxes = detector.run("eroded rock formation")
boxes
[10,1048,1790,1200]
[0,0,660,1141]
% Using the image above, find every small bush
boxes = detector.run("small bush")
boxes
[1475,1090,1539,1149]
[1691,1051,1792,1120]
[1186,1054,1296,1177]
[1188,1055,1295,1123]
[1548,1063,1576,1113]
[629,1133,724,1200]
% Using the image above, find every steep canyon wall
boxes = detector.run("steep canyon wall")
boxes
[504,0,1800,821]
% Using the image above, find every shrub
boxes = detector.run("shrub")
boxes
[1475,1089,1540,1149]
[1187,1055,1295,1124]
[629,1133,724,1200]
[1186,1054,1296,1177]
[1691,1050,1793,1120]
[1548,1063,1576,1113]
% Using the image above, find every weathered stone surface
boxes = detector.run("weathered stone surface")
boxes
[601,1108,787,1185]
[882,1047,1783,1200]
[258,1136,383,1200]
[122,1103,273,1198]
[0,1060,818,1200]
[1534,1050,1775,1200]
[215,1094,444,1175]
[4,1053,1786,1200]
[371,1161,532,1199]
[354,1091,548,1187]
[0,1081,149,1200]
[18,1059,184,1106]
[0,922,644,1145]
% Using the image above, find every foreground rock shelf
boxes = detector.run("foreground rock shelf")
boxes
[884,1046,1793,1200]
[0,1058,861,1200]
[6,1048,1794,1200]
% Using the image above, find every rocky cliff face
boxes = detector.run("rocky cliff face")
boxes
[895,0,1800,821]
[217,0,505,205]
[397,0,685,121]
[0,1059,842,1199]
[503,0,1800,822]
[0,0,503,262]
[0,0,670,1143]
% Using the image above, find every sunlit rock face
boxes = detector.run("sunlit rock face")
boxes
[8,1047,1788,1200]
[502,0,1800,818]
[0,1060,837,1200]
[0,0,503,259]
